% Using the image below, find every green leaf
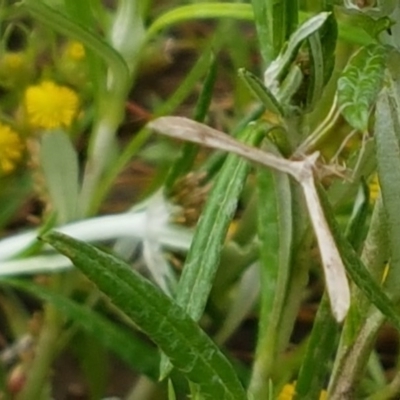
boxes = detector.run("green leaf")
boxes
[0,173,32,229]
[317,185,400,331]
[40,130,79,223]
[265,12,331,86]
[306,13,337,110]
[64,0,97,30]
[342,14,394,40]
[248,142,293,399]
[41,232,247,400]
[145,3,372,50]
[375,84,400,299]
[294,295,339,399]
[175,123,261,322]
[168,380,177,400]
[238,68,285,117]
[337,44,387,132]
[160,123,261,378]
[146,3,254,40]
[345,180,370,252]
[267,126,292,157]
[72,333,108,399]
[250,0,298,64]
[0,278,160,380]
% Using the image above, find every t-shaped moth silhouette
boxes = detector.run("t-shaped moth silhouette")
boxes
[148,116,350,322]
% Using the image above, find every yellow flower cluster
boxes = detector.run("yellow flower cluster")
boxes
[278,383,327,400]
[369,174,380,203]
[64,41,85,61]
[2,52,25,70]
[24,81,79,130]
[0,123,23,174]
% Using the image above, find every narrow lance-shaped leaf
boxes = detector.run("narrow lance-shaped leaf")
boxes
[175,123,259,320]
[337,44,387,132]
[250,0,298,64]
[250,0,274,63]
[248,145,293,398]
[306,13,337,110]
[375,84,400,299]
[238,68,285,117]
[295,295,339,399]
[264,12,331,87]
[344,181,370,252]
[40,130,79,224]
[160,121,263,379]
[41,231,247,400]
[164,118,258,377]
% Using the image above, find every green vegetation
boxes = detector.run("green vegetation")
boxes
[0,1,400,399]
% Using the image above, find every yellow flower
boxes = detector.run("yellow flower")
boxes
[369,174,380,203]
[381,263,390,285]
[64,41,85,61]
[0,52,32,88]
[24,81,79,129]
[278,383,327,400]
[0,123,23,174]
[278,383,295,400]
[2,52,25,70]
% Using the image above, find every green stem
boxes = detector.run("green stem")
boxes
[146,3,254,40]
[145,4,372,46]
[79,97,125,216]
[109,0,146,74]
[368,369,400,400]
[17,301,64,400]
[328,310,384,400]
[329,196,390,398]
[89,45,216,213]
[79,0,149,215]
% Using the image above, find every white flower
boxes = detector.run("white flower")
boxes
[0,193,192,280]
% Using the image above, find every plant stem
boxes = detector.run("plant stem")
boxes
[328,310,384,400]
[17,299,64,400]
[79,97,125,216]
[28,0,148,217]
[329,196,390,398]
